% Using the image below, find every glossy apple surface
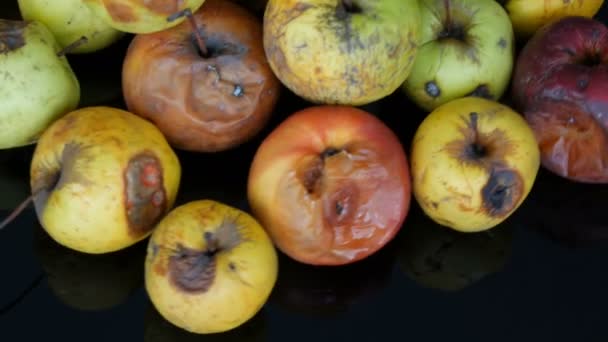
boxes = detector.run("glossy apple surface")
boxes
[247,105,411,266]
[123,0,280,152]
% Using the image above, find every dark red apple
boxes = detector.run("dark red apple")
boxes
[122,0,281,153]
[511,16,608,183]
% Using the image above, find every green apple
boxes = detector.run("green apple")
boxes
[263,0,421,106]
[401,0,514,112]
[17,0,125,54]
[0,19,80,149]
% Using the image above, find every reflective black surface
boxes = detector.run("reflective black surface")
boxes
[2,2,608,341]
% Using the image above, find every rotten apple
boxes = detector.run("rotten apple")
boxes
[511,16,608,183]
[247,105,412,266]
[122,0,281,153]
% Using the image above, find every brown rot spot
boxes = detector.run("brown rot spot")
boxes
[497,37,507,49]
[425,81,441,98]
[124,152,166,237]
[481,166,524,217]
[229,262,236,271]
[335,0,363,20]
[468,84,493,99]
[168,217,244,293]
[103,0,137,23]
[0,19,27,53]
[323,181,359,227]
[298,148,343,195]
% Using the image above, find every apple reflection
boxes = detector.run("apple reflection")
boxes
[143,301,268,342]
[32,224,146,311]
[268,242,396,317]
[397,204,514,292]
[519,168,608,248]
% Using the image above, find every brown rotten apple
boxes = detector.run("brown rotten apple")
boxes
[511,16,608,183]
[247,105,412,266]
[122,0,280,153]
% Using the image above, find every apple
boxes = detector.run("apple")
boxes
[410,96,540,233]
[263,0,421,106]
[511,16,608,183]
[501,0,604,39]
[144,199,278,334]
[83,0,207,34]
[247,105,411,266]
[17,0,125,54]
[0,106,182,254]
[0,19,80,150]
[397,203,513,292]
[401,0,515,112]
[122,0,280,153]
[144,302,268,342]
[33,224,146,311]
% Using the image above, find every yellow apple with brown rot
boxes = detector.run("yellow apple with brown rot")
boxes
[410,97,540,232]
[24,106,181,254]
[247,105,412,266]
[144,199,278,334]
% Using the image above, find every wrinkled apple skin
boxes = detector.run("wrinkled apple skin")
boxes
[263,0,421,106]
[511,16,608,183]
[83,0,207,34]
[247,105,411,266]
[123,0,280,153]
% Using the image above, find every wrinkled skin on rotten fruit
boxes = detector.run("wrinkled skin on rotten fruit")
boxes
[122,0,280,153]
[247,105,412,266]
[511,16,608,183]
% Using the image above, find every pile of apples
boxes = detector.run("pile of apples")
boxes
[0,0,606,335]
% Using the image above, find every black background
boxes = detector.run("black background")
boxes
[2,1,608,341]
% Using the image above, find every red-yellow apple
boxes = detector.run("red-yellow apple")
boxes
[247,105,412,266]
[122,0,280,152]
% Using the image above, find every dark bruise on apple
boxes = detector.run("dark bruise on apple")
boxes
[0,19,27,53]
[122,0,280,152]
[511,16,608,183]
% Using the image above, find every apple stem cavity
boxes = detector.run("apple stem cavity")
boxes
[56,36,88,57]
[167,8,209,58]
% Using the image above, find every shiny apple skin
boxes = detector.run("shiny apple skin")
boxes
[122,0,280,152]
[247,105,411,266]
[511,16,608,183]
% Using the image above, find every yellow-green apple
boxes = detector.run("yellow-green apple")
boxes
[144,199,278,334]
[18,0,124,54]
[410,96,540,232]
[401,0,515,112]
[0,19,80,149]
[263,0,421,106]
[83,0,207,34]
[397,203,513,292]
[21,106,181,254]
[144,302,268,341]
[33,223,146,311]
[501,0,604,39]
[247,105,412,266]
[122,0,280,152]
[511,16,608,183]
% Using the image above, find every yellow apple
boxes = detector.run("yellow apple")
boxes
[144,199,278,334]
[502,0,604,39]
[83,0,207,34]
[29,106,181,254]
[410,96,540,232]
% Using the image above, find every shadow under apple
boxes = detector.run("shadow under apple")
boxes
[0,146,32,210]
[32,223,147,311]
[518,167,608,248]
[143,301,268,342]
[268,240,396,317]
[397,203,514,292]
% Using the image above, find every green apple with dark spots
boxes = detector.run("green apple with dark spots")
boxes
[401,0,515,112]
[0,19,80,149]
[263,0,421,106]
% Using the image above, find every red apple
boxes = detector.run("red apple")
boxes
[511,16,608,183]
[122,0,281,153]
[247,105,411,266]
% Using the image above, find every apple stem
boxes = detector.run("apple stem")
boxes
[167,8,208,57]
[56,36,88,57]
[0,194,35,231]
[444,0,452,28]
